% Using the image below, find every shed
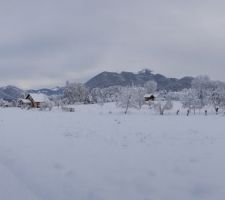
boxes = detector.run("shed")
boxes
[144,94,155,102]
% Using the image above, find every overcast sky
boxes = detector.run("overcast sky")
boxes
[0,0,225,89]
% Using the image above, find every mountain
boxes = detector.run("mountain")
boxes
[27,87,64,96]
[0,86,24,100]
[85,69,194,91]
[0,70,195,100]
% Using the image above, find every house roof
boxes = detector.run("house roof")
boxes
[144,94,155,98]
[28,93,50,103]
[18,99,31,104]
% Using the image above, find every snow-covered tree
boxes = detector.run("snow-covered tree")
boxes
[134,87,146,109]
[101,86,121,102]
[116,87,139,114]
[144,80,157,94]
[63,82,89,104]
[0,99,5,107]
[191,76,213,108]
[166,91,181,101]
[39,101,54,111]
[49,95,62,108]
[154,98,173,115]
[209,82,225,112]
[90,88,104,105]
[152,91,173,115]
[181,88,202,114]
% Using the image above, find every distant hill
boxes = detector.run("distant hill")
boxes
[0,86,64,101]
[85,69,194,91]
[0,86,24,100]
[27,87,64,96]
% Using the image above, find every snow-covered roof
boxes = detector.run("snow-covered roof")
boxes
[144,94,155,98]
[28,93,49,103]
[18,99,31,104]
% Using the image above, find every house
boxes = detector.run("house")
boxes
[17,93,51,109]
[144,94,155,102]
[25,93,50,108]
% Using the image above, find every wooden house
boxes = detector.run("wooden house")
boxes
[25,93,50,108]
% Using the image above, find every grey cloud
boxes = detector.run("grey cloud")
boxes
[0,0,225,88]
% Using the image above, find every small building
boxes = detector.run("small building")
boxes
[144,94,155,102]
[25,93,50,108]
[17,98,32,108]
[0,99,14,107]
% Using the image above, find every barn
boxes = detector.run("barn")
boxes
[25,93,50,108]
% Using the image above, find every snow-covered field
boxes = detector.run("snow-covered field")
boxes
[0,103,225,200]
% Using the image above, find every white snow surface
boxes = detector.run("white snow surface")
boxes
[0,103,225,200]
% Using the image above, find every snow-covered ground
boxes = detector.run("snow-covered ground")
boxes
[0,103,225,200]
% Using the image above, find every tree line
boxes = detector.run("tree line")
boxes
[62,76,225,115]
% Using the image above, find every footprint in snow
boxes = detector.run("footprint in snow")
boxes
[63,132,73,137]
[53,163,64,171]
